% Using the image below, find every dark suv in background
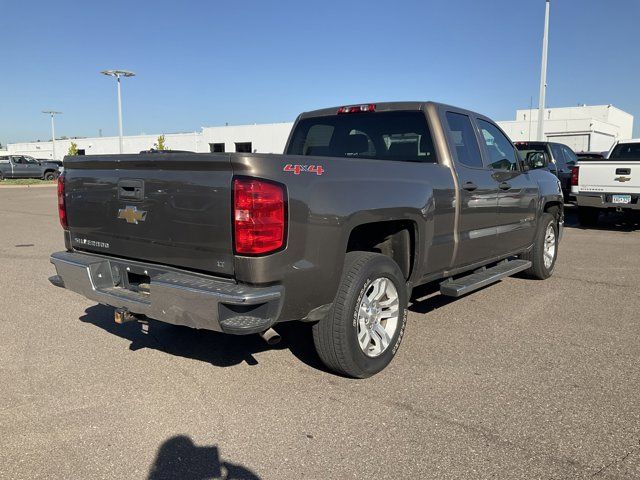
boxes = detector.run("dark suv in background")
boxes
[515,141,578,200]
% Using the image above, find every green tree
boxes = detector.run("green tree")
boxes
[67,142,78,156]
[153,134,166,151]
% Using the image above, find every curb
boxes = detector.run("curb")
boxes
[0,183,57,189]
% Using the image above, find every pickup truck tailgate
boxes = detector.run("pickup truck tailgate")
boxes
[577,161,640,194]
[64,153,234,276]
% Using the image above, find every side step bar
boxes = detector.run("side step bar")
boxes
[440,259,532,298]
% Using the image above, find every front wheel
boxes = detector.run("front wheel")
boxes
[521,212,558,280]
[312,252,408,378]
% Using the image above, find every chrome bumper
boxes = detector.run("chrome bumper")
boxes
[574,193,640,211]
[49,251,283,334]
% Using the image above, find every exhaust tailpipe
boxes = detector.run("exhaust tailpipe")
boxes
[259,328,281,346]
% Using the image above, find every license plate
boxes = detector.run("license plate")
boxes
[611,194,631,204]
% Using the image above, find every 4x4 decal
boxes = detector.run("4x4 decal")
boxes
[283,164,324,176]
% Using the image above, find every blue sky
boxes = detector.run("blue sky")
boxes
[2,0,639,144]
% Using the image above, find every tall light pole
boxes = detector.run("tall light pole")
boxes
[101,69,135,154]
[537,0,551,141]
[42,110,62,160]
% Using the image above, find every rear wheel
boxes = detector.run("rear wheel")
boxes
[44,171,58,181]
[521,212,558,280]
[312,252,408,378]
[577,207,599,227]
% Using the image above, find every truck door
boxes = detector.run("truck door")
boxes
[557,144,577,197]
[476,119,538,252]
[23,156,43,178]
[444,111,498,267]
[0,156,11,178]
[10,156,29,178]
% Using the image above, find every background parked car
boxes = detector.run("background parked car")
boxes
[515,141,578,201]
[0,155,61,181]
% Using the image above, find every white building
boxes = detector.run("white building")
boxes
[498,105,633,152]
[7,122,294,160]
[6,104,634,159]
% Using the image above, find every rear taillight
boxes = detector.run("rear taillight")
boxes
[571,166,579,186]
[233,178,286,255]
[57,172,67,229]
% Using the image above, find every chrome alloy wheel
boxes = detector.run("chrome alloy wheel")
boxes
[357,277,400,357]
[543,223,556,269]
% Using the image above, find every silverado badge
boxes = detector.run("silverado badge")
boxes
[118,205,147,224]
[615,176,631,183]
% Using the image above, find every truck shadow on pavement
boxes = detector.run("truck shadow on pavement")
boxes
[148,435,260,480]
[79,305,330,372]
[564,205,640,232]
[79,284,473,375]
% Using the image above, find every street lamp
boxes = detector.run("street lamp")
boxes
[537,0,551,141]
[42,110,62,160]
[100,69,135,154]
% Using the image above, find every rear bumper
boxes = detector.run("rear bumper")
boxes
[573,192,640,211]
[49,251,284,335]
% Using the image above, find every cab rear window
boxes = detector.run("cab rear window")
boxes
[286,111,437,163]
[610,143,640,160]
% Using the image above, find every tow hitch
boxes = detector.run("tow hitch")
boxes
[114,308,149,334]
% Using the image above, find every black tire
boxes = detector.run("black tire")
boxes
[312,252,408,378]
[521,212,558,280]
[577,207,599,227]
[44,171,57,181]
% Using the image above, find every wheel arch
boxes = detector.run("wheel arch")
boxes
[345,219,419,282]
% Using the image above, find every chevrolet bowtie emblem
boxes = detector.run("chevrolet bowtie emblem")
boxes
[118,206,147,224]
[615,176,631,183]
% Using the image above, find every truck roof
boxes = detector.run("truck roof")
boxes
[298,101,486,120]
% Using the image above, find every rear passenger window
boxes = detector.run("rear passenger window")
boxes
[477,119,519,171]
[561,146,578,167]
[445,112,483,168]
[550,144,564,166]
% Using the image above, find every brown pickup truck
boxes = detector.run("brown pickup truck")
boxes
[50,101,563,377]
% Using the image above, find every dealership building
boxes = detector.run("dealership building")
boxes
[5,122,294,160]
[499,104,633,153]
[5,104,634,160]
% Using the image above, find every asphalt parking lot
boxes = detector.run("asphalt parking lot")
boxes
[1,185,639,480]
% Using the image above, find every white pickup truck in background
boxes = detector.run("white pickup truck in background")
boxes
[571,139,640,226]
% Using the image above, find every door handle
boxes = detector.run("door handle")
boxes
[499,182,511,190]
[463,182,478,192]
[118,179,144,200]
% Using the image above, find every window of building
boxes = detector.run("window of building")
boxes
[209,143,225,153]
[235,142,252,153]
